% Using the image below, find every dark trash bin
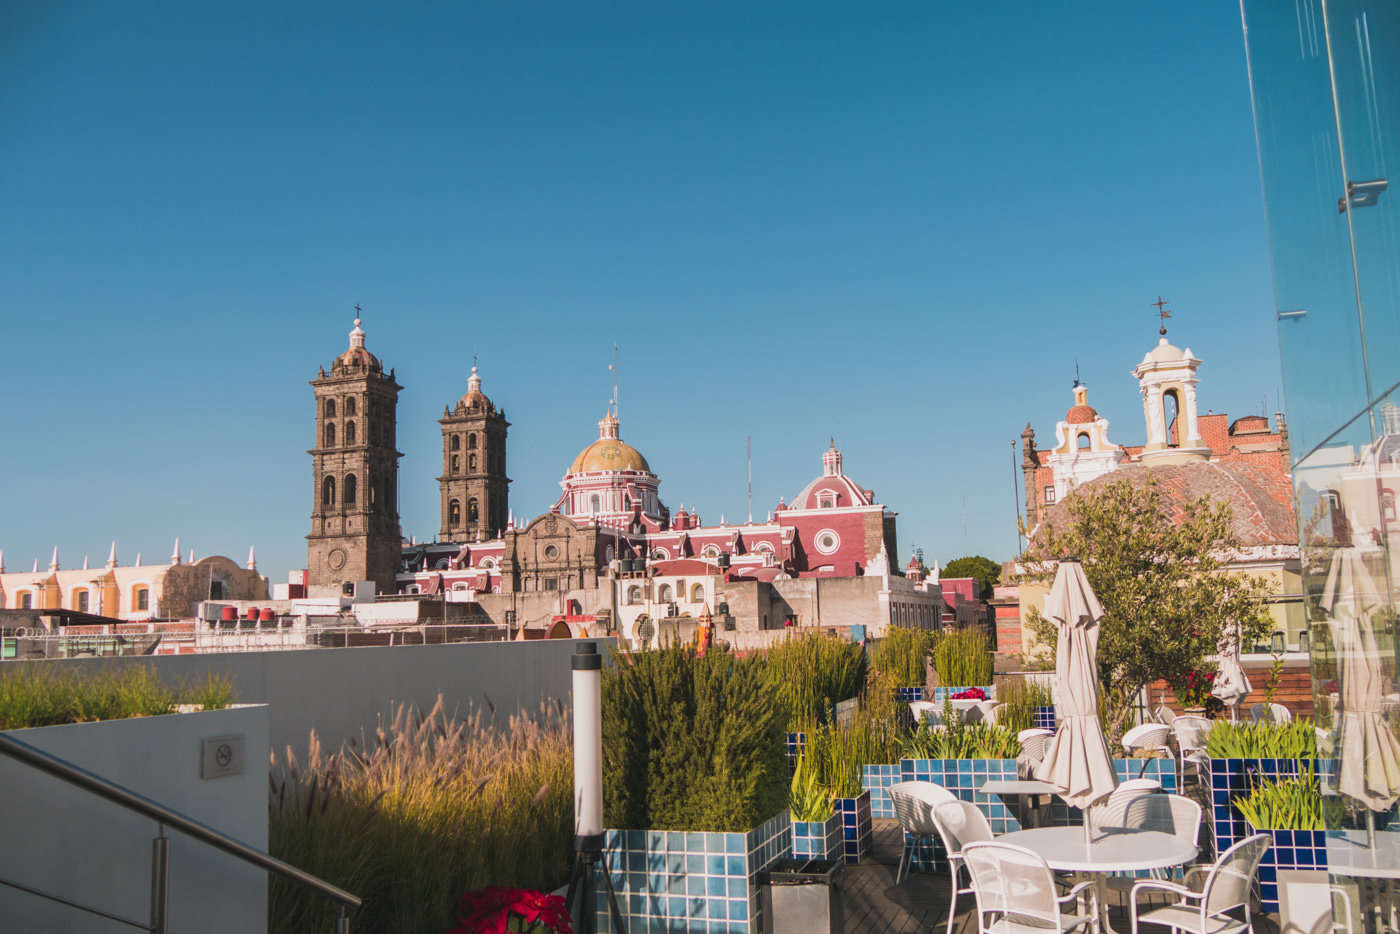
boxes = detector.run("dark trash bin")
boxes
[759,858,844,934]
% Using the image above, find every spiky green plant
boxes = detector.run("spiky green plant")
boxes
[868,627,937,688]
[994,678,1054,733]
[789,748,832,821]
[1234,766,1328,831]
[1203,719,1317,760]
[898,701,1021,760]
[933,629,993,688]
[765,631,867,732]
[268,695,572,934]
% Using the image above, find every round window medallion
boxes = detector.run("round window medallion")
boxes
[544,544,559,559]
[815,531,840,555]
[327,548,347,570]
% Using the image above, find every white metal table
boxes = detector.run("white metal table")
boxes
[998,826,1197,933]
[1328,830,1400,934]
[978,779,1057,829]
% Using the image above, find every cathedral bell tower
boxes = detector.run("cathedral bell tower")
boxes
[308,312,403,595]
[438,364,510,541]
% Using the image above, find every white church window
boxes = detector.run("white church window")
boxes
[1044,486,1056,504]
[658,584,673,602]
[818,491,836,509]
[755,543,774,554]
[652,549,668,560]
[627,586,642,604]
[691,583,704,602]
[1077,433,1090,449]
[703,546,719,558]
[591,494,601,513]
[815,531,839,555]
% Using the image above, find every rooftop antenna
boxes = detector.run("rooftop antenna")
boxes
[1012,439,1024,554]
[1152,296,1171,336]
[1073,360,1081,388]
[746,435,753,524]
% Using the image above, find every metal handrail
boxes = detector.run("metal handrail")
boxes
[0,731,361,916]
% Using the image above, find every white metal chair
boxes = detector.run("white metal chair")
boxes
[1154,705,1177,727]
[1249,702,1292,724]
[1123,723,1173,779]
[1129,833,1270,934]
[889,780,958,885]
[1104,793,1203,903]
[1017,728,1054,763]
[962,841,1098,934]
[932,800,997,934]
[1170,716,1212,786]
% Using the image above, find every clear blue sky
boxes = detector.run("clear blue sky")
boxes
[0,2,1284,584]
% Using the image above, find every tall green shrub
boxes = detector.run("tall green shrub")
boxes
[867,627,936,687]
[933,629,993,687]
[602,643,787,831]
[765,632,867,731]
[996,678,1054,733]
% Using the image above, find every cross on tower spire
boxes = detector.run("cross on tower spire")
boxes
[1152,296,1172,336]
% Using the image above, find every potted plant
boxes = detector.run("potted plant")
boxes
[1168,662,1218,714]
[601,643,790,934]
[929,629,994,702]
[445,887,572,934]
[1201,719,1317,863]
[788,750,842,861]
[868,627,935,702]
[1234,767,1328,914]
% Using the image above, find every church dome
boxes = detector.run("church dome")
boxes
[338,316,380,369]
[457,366,493,411]
[1147,337,1186,363]
[568,412,651,474]
[1065,403,1098,424]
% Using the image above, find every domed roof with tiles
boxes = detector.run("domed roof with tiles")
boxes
[1066,403,1098,424]
[568,412,651,474]
[457,366,494,412]
[790,441,875,510]
[337,317,380,370]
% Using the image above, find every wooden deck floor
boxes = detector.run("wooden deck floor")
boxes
[839,819,1282,934]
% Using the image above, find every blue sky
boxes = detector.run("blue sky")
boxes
[0,2,1285,584]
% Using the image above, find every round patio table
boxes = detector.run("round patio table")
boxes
[998,825,1196,873]
[997,826,1197,934]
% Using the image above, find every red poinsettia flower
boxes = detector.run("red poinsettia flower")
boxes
[447,887,572,934]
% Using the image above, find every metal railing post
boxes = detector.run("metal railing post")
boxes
[150,831,170,934]
[338,906,350,934]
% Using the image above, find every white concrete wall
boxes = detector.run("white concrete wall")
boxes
[0,705,269,933]
[28,638,588,769]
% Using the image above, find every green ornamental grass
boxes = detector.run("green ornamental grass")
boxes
[1234,766,1326,831]
[933,628,994,688]
[268,695,572,934]
[1203,719,1317,760]
[765,631,867,732]
[0,663,236,728]
[867,627,937,688]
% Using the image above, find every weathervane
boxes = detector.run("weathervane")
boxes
[1152,296,1171,336]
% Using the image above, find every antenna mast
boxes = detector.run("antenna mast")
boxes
[746,435,752,524]
[610,344,619,419]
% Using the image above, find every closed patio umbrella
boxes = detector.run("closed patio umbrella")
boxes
[1038,558,1119,842]
[1321,547,1400,837]
[1212,620,1252,721]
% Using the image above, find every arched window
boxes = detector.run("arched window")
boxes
[1385,490,1397,521]
[345,397,357,416]
[652,549,667,560]
[468,433,478,450]
[755,542,774,554]
[703,546,719,558]
[450,435,460,451]
[344,474,357,505]
[468,453,477,471]
[1077,433,1090,449]
[345,421,356,444]
[449,499,461,525]
[624,495,631,510]
[451,454,460,474]
[591,494,601,513]
[133,587,149,611]
[323,476,336,506]
[658,584,673,602]
[1163,389,1181,447]
[324,422,336,447]
[691,583,704,602]
[468,498,479,522]
[209,581,225,600]
[73,589,89,612]
[18,591,32,609]
[627,585,642,606]
[324,399,336,418]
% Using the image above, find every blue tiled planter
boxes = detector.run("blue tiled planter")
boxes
[862,763,901,818]
[791,811,843,860]
[898,758,1020,873]
[1207,758,1309,859]
[1250,825,1326,913]
[785,732,805,773]
[835,791,872,864]
[1032,706,1057,731]
[595,811,791,934]
[895,686,925,703]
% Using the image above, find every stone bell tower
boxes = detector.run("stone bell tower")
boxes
[307,312,403,595]
[438,364,511,541]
